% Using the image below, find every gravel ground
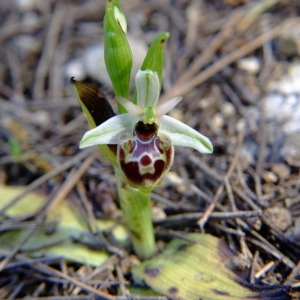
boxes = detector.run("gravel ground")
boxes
[0,0,300,298]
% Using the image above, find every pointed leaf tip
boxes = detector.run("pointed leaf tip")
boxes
[72,80,115,127]
[104,0,132,111]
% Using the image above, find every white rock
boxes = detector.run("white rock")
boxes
[221,101,236,118]
[268,62,300,94]
[65,59,86,82]
[66,35,148,89]
[21,11,41,28]
[277,26,300,56]
[211,113,224,130]
[82,45,110,85]
[237,57,261,74]
[264,93,284,120]
[14,0,39,11]
[163,171,184,187]
[151,206,167,222]
[13,35,41,57]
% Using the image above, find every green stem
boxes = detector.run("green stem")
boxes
[116,173,156,260]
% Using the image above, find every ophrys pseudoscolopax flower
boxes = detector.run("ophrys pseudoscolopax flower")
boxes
[80,69,213,190]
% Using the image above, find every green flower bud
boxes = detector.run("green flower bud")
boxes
[104,0,133,113]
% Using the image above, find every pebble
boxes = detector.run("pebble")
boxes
[267,62,300,94]
[264,206,292,231]
[14,0,39,11]
[31,111,50,126]
[163,171,184,187]
[21,11,41,28]
[262,61,300,166]
[82,44,111,86]
[271,163,290,181]
[237,56,261,74]
[162,171,188,193]
[65,60,86,82]
[65,35,147,88]
[221,101,236,118]
[277,26,300,56]
[261,171,277,183]
[151,206,166,222]
[13,35,41,58]
[66,44,111,86]
[211,113,224,130]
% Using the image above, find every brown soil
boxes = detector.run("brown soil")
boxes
[0,0,299,299]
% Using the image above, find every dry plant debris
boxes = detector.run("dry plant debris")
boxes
[0,0,300,298]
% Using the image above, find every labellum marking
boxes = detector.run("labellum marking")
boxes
[118,121,173,188]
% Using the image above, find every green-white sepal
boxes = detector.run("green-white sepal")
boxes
[80,112,213,154]
[80,114,132,148]
[160,115,213,153]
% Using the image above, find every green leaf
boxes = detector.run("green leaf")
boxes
[0,185,129,266]
[104,0,133,113]
[132,233,256,300]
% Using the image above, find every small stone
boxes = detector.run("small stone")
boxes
[211,113,224,130]
[14,0,39,11]
[237,57,261,74]
[67,35,148,88]
[151,206,166,222]
[13,35,41,59]
[271,163,290,181]
[277,26,300,56]
[82,45,111,86]
[264,93,285,121]
[221,101,236,118]
[262,171,278,183]
[198,96,214,110]
[21,11,41,28]
[264,206,292,231]
[65,60,86,82]
[163,171,184,187]
[31,111,50,126]
[253,219,262,231]
[267,62,300,94]
[263,183,276,195]
[236,118,246,132]
[162,171,188,193]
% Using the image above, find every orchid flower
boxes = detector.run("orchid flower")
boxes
[74,0,213,260]
[80,69,213,190]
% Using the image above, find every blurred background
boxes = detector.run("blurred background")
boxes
[0,0,300,297]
